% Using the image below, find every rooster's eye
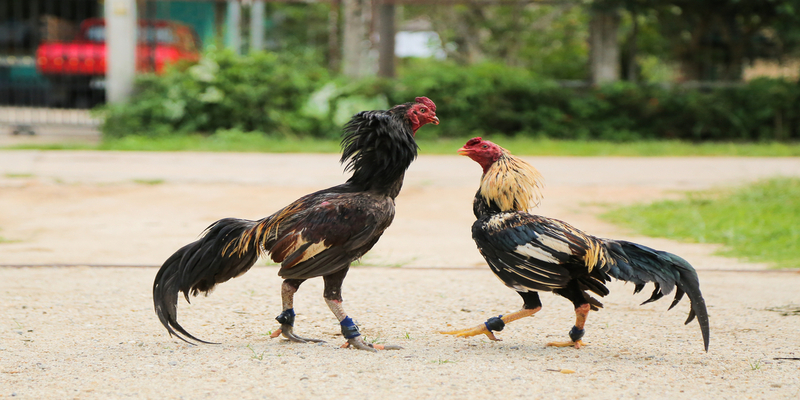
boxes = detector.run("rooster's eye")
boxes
[482,145,488,149]
[419,108,427,113]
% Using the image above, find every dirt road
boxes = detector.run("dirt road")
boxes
[2,150,800,399]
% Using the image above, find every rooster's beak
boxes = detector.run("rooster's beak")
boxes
[457,146,469,156]
[431,116,439,125]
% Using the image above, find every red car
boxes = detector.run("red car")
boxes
[36,18,201,107]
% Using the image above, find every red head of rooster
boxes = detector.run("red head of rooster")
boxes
[407,97,439,134]
[458,137,504,173]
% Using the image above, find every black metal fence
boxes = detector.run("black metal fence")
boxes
[1,0,102,109]
[1,0,219,135]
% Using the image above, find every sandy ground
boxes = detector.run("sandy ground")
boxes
[2,150,800,399]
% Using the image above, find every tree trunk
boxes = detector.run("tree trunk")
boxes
[589,8,620,84]
[377,2,396,78]
[342,0,372,78]
[226,0,242,55]
[626,10,638,83]
[250,0,265,53]
[328,0,341,73]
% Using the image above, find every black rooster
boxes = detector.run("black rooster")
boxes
[442,137,709,351]
[153,97,438,351]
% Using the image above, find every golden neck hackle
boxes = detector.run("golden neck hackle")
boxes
[480,151,545,213]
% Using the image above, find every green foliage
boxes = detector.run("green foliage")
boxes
[100,49,329,138]
[405,4,589,79]
[390,61,800,141]
[98,50,800,142]
[602,178,800,268]
[598,0,800,81]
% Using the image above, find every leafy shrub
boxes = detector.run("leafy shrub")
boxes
[100,54,800,142]
[100,49,329,138]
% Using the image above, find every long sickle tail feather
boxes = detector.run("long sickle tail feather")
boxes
[152,218,262,344]
[604,240,710,352]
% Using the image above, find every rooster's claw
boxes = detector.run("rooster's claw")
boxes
[270,324,325,344]
[341,337,402,352]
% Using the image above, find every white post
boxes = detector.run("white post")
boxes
[226,0,242,54]
[105,0,137,104]
[250,0,265,53]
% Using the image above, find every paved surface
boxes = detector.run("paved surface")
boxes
[1,150,800,399]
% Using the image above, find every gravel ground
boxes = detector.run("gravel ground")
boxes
[2,267,799,399]
[2,150,800,399]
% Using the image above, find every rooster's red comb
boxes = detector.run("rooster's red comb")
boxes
[415,97,436,112]
[466,137,483,146]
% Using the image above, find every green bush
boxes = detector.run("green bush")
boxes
[390,60,800,141]
[99,54,800,142]
[100,49,329,138]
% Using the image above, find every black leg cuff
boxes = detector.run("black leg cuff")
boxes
[569,326,585,342]
[484,316,505,332]
[276,308,296,326]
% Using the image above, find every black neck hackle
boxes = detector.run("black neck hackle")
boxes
[340,103,419,198]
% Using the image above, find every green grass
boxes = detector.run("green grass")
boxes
[4,132,800,156]
[602,178,800,268]
[132,179,165,185]
[4,173,35,178]
[420,137,800,157]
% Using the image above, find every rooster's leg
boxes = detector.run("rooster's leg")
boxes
[546,303,591,349]
[269,279,325,343]
[440,291,542,341]
[323,268,401,352]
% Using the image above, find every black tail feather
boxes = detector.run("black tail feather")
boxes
[633,283,645,295]
[605,240,710,352]
[640,282,665,305]
[153,218,261,344]
[668,287,685,311]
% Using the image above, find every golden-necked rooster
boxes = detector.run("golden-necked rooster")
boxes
[153,97,438,351]
[442,137,709,351]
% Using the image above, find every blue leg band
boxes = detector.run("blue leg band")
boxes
[276,308,296,326]
[484,315,505,332]
[340,316,361,339]
[569,326,585,342]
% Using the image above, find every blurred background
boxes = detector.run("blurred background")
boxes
[1,0,799,142]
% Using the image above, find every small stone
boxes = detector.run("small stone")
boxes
[168,361,177,366]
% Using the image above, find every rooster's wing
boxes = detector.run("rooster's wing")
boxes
[472,213,608,292]
[264,192,395,280]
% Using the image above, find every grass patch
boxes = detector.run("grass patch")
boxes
[0,228,12,244]
[97,131,341,153]
[3,142,97,151]
[133,179,165,185]
[4,132,800,156]
[419,137,800,157]
[4,173,34,178]
[602,178,800,268]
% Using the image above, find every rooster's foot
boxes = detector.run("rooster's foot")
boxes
[340,337,402,352]
[439,325,501,341]
[269,324,325,344]
[440,315,505,340]
[545,340,587,349]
